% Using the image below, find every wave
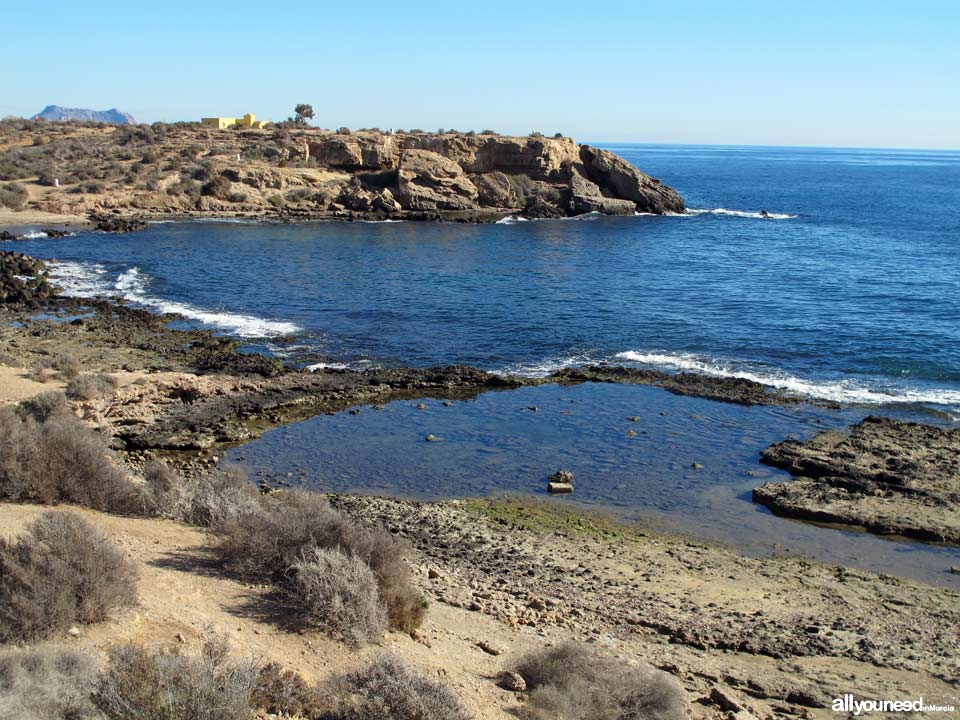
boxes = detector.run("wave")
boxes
[614,350,960,407]
[686,208,798,220]
[49,262,301,338]
[495,216,529,225]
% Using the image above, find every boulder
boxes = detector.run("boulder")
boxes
[579,146,685,214]
[471,172,520,208]
[397,150,479,211]
[568,169,636,215]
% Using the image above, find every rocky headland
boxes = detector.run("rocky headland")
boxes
[0,119,683,225]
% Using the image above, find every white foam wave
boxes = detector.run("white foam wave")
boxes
[50,262,301,338]
[495,216,529,225]
[500,353,595,378]
[20,231,49,239]
[686,208,798,220]
[306,362,352,372]
[614,350,960,407]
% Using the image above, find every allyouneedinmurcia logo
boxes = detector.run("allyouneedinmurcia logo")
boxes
[832,695,956,715]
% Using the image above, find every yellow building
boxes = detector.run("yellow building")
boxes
[201,113,269,129]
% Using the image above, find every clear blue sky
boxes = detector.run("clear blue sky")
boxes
[4,0,958,148]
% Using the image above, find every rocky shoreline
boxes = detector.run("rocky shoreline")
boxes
[754,416,960,545]
[0,120,684,225]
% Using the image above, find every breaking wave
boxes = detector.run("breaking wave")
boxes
[686,208,798,220]
[614,350,960,407]
[49,262,301,338]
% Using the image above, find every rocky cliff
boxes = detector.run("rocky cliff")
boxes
[303,133,684,218]
[0,120,683,222]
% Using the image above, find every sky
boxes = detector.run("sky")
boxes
[3,1,959,149]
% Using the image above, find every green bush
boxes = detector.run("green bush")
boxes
[0,511,138,642]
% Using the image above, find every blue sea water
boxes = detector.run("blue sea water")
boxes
[11,143,960,584]
[15,144,960,414]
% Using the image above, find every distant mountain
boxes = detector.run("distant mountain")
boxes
[33,105,136,125]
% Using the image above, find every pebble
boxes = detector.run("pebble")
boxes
[67,626,80,638]
[477,640,503,656]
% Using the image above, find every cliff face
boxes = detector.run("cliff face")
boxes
[304,133,684,218]
[0,120,683,222]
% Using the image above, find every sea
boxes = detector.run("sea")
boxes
[10,144,960,585]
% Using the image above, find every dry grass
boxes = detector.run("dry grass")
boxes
[0,645,101,719]
[513,642,686,720]
[65,373,118,401]
[93,633,258,720]
[0,512,138,642]
[324,654,472,720]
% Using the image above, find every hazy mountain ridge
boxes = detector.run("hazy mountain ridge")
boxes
[34,105,136,125]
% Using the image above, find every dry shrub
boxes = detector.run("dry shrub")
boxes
[0,408,39,501]
[22,413,139,513]
[65,372,118,400]
[0,181,28,210]
[183,466,260,527]
[252,662,324,718]
[0,646,100,719]
[93,633,258,720]
[0,512,138,642]
[17,389,69,423]
[288,547,387,646]
[212,490,426,635]
[513,642,687,720]
[325,654,472,720]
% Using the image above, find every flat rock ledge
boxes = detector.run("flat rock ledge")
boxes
[753,416,960,544]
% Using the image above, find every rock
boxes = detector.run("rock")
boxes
[308,135,397,170]
[176,632,186,643]
[579,145,685,214]
[91,215,148,233]
[425,434,440,442]
[477,640,503,656]
[549,470,574,484]
[442,401,453,407]
[499,670,527,692]
[568,168,637,215]
[428,568,442,579]
[348,408,360,415]
[416,403,427,410]
[691,462,703,469]
[0,231,18,241]
[548,482,574,494]
[67,626,81,638]
[397,150,479,211]
[755,416,960,543]
[471,171,520,208]
[628,416,640,422]
[627,429,637,437]
[710,687,743,713]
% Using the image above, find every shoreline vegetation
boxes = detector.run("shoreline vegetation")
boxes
[2,255,959,713]
[0,119,683,229]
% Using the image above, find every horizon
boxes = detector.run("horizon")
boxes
[4,1,960,150]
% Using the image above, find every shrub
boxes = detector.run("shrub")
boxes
[252,662,324,718]
[30,352,82,381]
[201,174,232,200]
[0,646,100,720]
[0,181,28,210]
[166,178,202,199]
[212,490,426,634]
[17,389,69,423]
[285,187,314,202]
[288,547,387,646]
[512,642,686,720]
[325,655,472,720]
[0,407,139,513]
[184,466,260,527]
[66,372,118,400]
[337,126,352,135]
[94,633,258,720]
[267,194,285,209]
[0,512,138,642]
